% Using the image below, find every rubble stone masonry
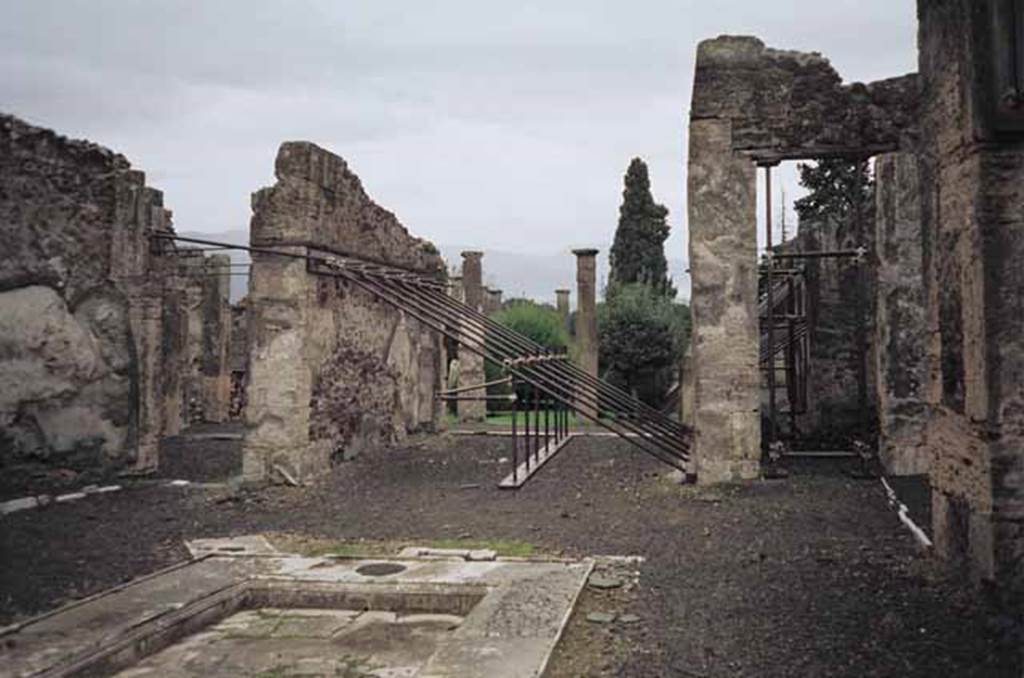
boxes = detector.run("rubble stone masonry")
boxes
[242,141,445,483]
[0,113,189,476]
[917,0,1024,609]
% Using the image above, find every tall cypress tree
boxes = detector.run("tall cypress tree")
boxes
[609,157,675,297]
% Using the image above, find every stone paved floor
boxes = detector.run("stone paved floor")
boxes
[117,608,463,678]
[1,435,1020,676]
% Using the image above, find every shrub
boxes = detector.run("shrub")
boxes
[598,284,689,406]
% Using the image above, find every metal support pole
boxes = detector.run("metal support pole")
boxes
[533,389,540,464]
[765,165,776,447]
[765,164,773,255]
[544,399,550,454]
[787,274,797,435]
[524,386,531,473]
[511,379,518,485]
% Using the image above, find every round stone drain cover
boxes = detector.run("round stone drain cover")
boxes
[355,562,407,577]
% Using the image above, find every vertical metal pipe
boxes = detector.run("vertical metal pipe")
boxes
[544,399,550,454]
[765,165,773,254]
[765,165,776,446]
[533,388,540,463]
[524,386,531,472]
[787,275,797,435]
[511,379,518,484]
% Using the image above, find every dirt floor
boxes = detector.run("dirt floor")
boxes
[1,434,1020,677]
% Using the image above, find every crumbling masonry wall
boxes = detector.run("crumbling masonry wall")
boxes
[918,0,1024,607]
[0,113,188,479]
[242,142,445,483]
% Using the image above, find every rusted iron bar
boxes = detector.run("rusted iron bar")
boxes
[435,395,516,402]
[416,284,689,436]
[511,378,518,485]
[408,283,689,448]
[771,249,866,260]
[349,273,689,468]
[151,230,692,471]
[436,376,512,396]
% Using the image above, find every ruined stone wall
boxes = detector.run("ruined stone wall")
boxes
[874,152,929,475]
[691,36,918,164]
[687,35,918,484]
[917,0,1024,608]
[243,142,445,483]
[782,211,878,447]
[0,113,187,478]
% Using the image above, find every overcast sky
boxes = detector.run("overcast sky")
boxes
[2,1,917,275]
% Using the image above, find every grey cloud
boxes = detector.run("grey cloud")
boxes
[1,0,917,293]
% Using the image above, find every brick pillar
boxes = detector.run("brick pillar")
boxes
[555,288,571,334]
[459,251,486,422]
[572,249,599,418]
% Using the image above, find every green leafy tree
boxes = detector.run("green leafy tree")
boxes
[490,299,568,352]
[485,300,568,412]
[794,158,873,225]
[609,158,675,297]
[598,284,688,405]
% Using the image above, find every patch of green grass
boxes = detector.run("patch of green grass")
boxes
[420,537,536,557]
[320,542,374,557]
[485,410,578,427]
[266,533,537,559]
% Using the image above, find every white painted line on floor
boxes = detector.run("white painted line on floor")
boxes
[881,476,933,549]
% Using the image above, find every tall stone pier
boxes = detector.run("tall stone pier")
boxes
[555,288,571,334]
[458,251,487,422]
[686,118,760,484]
[572,249,599,418]
[874,152,928,475]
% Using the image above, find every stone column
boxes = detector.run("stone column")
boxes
[200,254,233,423]
[449,276,464,303]
[874,152,928,475]
[687,117,760,484]
[488,288,503,314]
[458,251,486,422]
[572,249,599,418]
[555,288,571,334]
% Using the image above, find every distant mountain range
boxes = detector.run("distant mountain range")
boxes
[180,230,691,305]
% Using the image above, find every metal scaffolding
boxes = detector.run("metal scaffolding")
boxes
[151,232,694,486]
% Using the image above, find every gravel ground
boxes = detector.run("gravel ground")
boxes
[0,434,1019,676]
